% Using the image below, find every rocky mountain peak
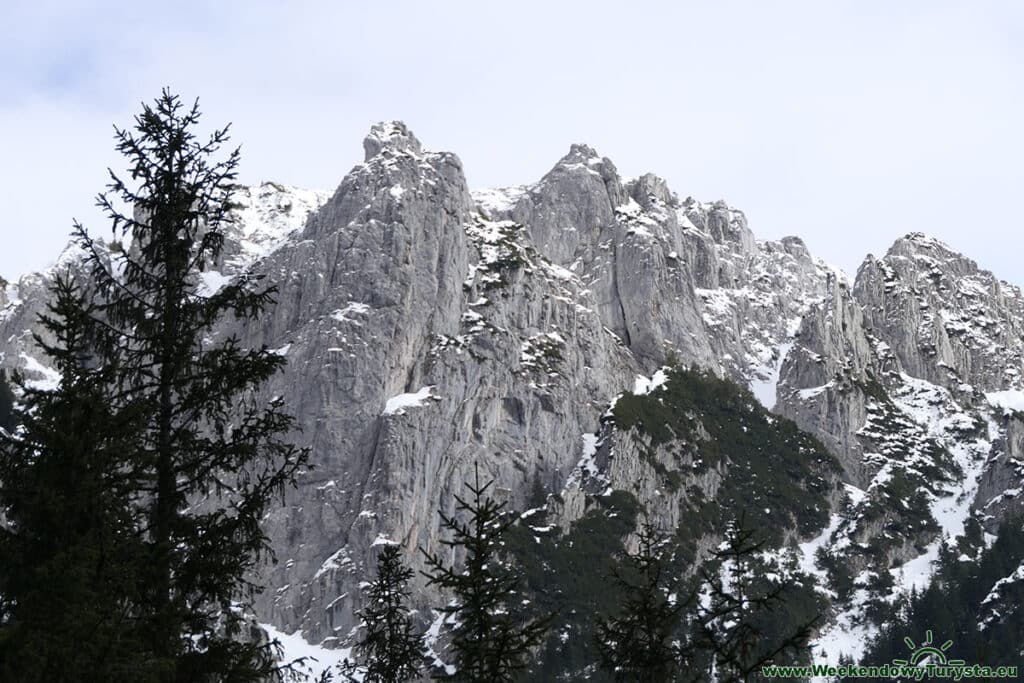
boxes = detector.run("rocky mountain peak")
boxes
[4,124,1024,673]
[888,230,962,255]
[779,235,811,258]
[543,143,623,195]
[852,231,1024,392]
[362,120,423,161]
[882,231,980,276]
[564,142,602,161]
[625,173,677,211]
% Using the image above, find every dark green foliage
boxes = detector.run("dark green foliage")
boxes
[595,525,692,682]
[0,370,15,433]
[340,545,425,683]
[5,90,309,681]
[858,374,893,406]
[612,366,840,544]
[853,470,940,568]
[694,514,819,681]
[816,547,855,603]
[0,276,152,682]
[856,374,959,488]
[421,464,552,682]
[858,516,1024,669]
[506,490,640,680]
[505,366,838,679]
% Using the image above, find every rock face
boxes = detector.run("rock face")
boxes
[3,122,1023,667]
[855,233,1024,391]
[977,413,1024,524]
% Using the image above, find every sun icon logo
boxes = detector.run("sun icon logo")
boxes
[892,630,966,667]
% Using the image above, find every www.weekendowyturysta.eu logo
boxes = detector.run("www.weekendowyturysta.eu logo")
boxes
[760,629,1019,680]
[892,630,965,668]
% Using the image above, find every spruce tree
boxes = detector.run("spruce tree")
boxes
[340,544,425,682]
[421,464,551,682]
[594,524,691,682]
[0,369,14,433]
[695,513,817,682]
[0,275,151,681]
[71,90,309,681]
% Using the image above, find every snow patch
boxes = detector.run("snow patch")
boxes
[633,368,668,395]
[260,622,355,682]
[986,389,1024,413]
[19,353,61,391]
[749,339,794,410]
[798,382,833,400]
[197,270,231,296]
[331,302,371,324]
[382,386,435,415]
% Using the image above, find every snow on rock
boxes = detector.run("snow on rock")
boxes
[226,182,331,272]
[579,433,600,477]
[987,389,1024,414]
[197,270,231,296]
[314,546,352,580]
[423,611,457,677]
[811,611,875,669]
[260,622,355,681]
[370,533,397,547]
[633,368,668,395]
[750,339,794,410]
[472,185,527,216]
[797,509,845,584]
[382,386,436,416]
[0,282,20,323]
[330,302,371,324]
[19,352,61,391]
[979,561,1024,629]
[796,382,834,401]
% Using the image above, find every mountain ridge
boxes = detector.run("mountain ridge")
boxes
[2,120,1022,674]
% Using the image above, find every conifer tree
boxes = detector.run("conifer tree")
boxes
[421,464,551,682]
[70,90,309,681]
[0,275,151,681]
[594,524,691,682]
[340,544,425,683]
[695,513,817,682]
[0,369,14,433]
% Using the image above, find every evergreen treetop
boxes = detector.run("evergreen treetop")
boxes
[0,369,14,433]
[695,513,818,682]
[594,523,692,682]
[56,89,307,681]
[421,463,552,682]
[340,543,425,683]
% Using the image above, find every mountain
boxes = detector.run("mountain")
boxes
[2,121,1022,676]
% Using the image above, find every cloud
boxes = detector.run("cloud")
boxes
[2,0,1022,287]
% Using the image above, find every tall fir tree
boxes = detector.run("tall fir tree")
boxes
[0,275,152,681]
[594,524,691,682]
[339,544,425,683]
[695,513,817,682]
[421,464,552,682]
[0,369,14,433]
[70,90,309,681]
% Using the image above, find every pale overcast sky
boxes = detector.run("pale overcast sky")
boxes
[2,1,1023,286]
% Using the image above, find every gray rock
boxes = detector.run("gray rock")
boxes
[4,122,1024,659]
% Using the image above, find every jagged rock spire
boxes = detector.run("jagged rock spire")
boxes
[363,121,423,161]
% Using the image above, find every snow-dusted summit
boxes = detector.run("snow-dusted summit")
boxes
[2,122,1022,672]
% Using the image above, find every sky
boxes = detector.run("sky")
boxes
[2,1,1023,286]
